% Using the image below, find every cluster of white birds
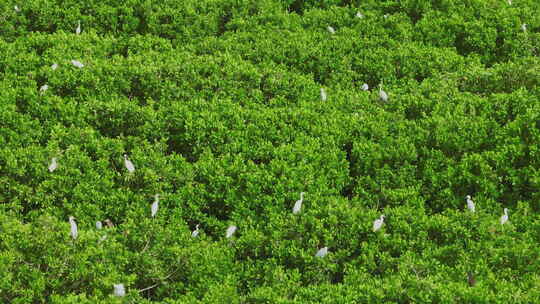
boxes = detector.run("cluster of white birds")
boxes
[466,195,510,225]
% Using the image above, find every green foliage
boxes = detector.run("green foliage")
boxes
[1,0,540,302]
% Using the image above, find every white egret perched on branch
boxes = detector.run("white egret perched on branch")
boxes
[373,215,385,232]
[293,192,305,214]
[320,88,327,101]
[69,216,78,240]
[191,224,200,237]
[315,247,328,258]
[226,225,237,238]
[71,60,84,68]
[466,195,475,213]
[113,284,126,297]
[40,84,48,95]
[51,63,58,70]
[361,83,369,91]
[151,194,159,217]
[327,26,335,34]
[123,154,135,173]
[379,83,388,102]
[500,208,509,225]
[76,20,81,35]
[48,157,58,172]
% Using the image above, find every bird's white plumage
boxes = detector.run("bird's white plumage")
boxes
[521,24,527,32]
[320,88,327,101]
[113,283,125,297]
[226,225,237,238]
[71,60,84,68]
[373,215,385,232]
[76,20,81,35]
[315,247,328,258]
[151,194,159,217]
[356,12,364,18]
[293,192,305,214]
[96,221,103,230]
[500,208,509,225]
[40,84,48,94]
[69,216,78,239]
[48,157,58,172]
[327,26,335,34]
[191,224,200,237]
[51,63,58,70]
[466,195,475,213]
[14,5,20,12]
[379,84,388,102]
[361,83,369,91]
[123,154,135,173]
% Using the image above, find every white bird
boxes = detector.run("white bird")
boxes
[361,83,369,91]
[379,83,388,102]
[14,5,21,12]
[384,14,389,19]
[191,224,200,237]
[315,247,328,258]
[48,157,58,172]
[327,26,335,34]
[293,192,305,214]
[40,84,48,94]
[373,215,385,232]
[76,20,81,35]
[123,154,135,173]
[521,24,527,32]
[96,221,103,230]
[71,60,84,68]
[356,11,364,19]
[320,88,327,101]
[508,0,512,4]
[51,63,58,70]
[466,195,475,213]
[151,194,159,217]
[69,216,78,239]
[226,225,237,238]
[113,283,126,297]
[500,208,509,225]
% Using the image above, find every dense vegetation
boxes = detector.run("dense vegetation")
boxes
[2,0,540,302]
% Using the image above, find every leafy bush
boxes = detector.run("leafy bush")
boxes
[1,0,540,302]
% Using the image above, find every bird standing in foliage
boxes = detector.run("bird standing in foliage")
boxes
[191,224,200,237]
[71,60,84,68]
[500,208,509,225]
[361,83,369,91]
[48,157,58,172]
[466,195,475,213]
[69,216,78,240]
[76,20,81,35]
[51,63,58,70]
[113,284,125,297]
[226,225,237,238]
[373,215,385,232]
[379,83,388,102]
[327,26,335,34]
[293,192,305,214]
[315,247,328,258]
[151,194,159,217]
[14,5,20,12]
[123,154,135,173]
[40,84,48,95]
[356,12,364,18]
[521,24,527,32]
[96,221,103,230]
[320,88,327,101]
